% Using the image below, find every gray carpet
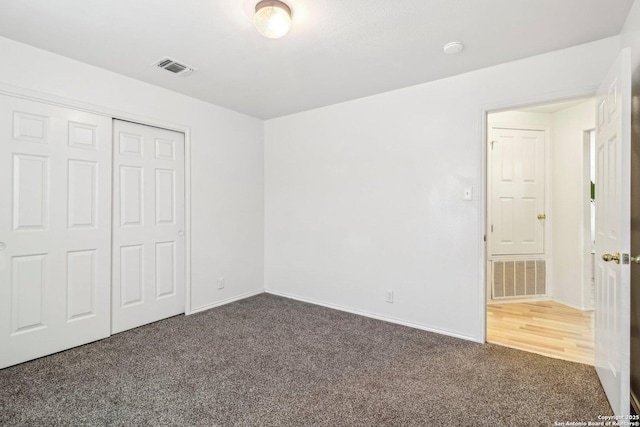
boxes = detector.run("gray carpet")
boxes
[0,294,612,426]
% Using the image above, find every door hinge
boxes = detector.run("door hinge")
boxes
[484,234,486,242]
[491,141,496,149]
[491,224,494,232]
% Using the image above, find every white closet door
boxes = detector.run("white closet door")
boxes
[112,120,185,334]
[0,95,112,369]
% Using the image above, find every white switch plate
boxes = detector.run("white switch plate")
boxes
[463,187,473,201]
[386,289,393,303]
[217,277,225,289]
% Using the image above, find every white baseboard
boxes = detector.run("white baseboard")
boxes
[489,296,552,305]
[188,289,264,315]
[489,296,593,312]
[265,289,480,343]
[550,298,593,312]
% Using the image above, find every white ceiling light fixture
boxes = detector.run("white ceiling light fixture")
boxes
[443,41,464,55]
[254,0,292,39]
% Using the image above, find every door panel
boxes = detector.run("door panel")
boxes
[68,160,98,229]
[120,244,144,307]
[629,32,640,415]
[155,241,176,298]
[120,166,144,227]
[490,128,545,255]
[0,95,112,369]
[11,254,46,333]
[66,249,97,321]
[13,154,49,230]
[112,120,185,334]
[594,48,631,417]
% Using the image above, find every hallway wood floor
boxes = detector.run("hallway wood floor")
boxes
[487,300,594,365]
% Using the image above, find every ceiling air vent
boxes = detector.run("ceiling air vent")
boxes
[153,57,197,77]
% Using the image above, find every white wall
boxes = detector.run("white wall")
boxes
[0,36,264,313]
[488,111,553,129]
[265,37,619,341]
[551,100,595,310]
[621,0,640,71]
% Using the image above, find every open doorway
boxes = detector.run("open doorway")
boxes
[485,97,596,365]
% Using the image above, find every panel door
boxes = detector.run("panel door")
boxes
[112,120,185,334]
[594,49,631,417]
[490,128,545,255]
[0,95,112,369]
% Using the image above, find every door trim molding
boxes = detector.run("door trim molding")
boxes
[477,85,598,343]
[0,81,194,315]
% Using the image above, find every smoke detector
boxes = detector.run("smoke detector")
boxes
[443,42,464,55]
[153,57,197,76]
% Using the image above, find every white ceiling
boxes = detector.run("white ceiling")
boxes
[0,0,633,119]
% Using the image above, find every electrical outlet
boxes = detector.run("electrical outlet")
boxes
[217,277,225,290]
[386,289,393,303]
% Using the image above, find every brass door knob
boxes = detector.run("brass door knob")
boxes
[602,253,620,264]
[630,255,640,264]
[537,214,546,220]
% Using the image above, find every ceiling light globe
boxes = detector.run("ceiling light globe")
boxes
[254,0,292,39]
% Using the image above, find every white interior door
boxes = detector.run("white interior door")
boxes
[490,128,545,255]
[0,95,112,369]
[112,120,185,334]
[594,49,631,417]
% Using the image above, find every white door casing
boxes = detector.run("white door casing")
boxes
[111,120,185,334]
[594,49,631,417]
[490,128,546,256]
[0,95,112,369]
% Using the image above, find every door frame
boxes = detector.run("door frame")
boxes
[0,82,194,316]
[478,86,598,343]
[582,129,597,311]
[486,124,552,303]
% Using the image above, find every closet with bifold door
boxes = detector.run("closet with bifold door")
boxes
[0,96,186,369]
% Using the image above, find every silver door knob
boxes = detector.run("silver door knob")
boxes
[602,253,620,264]
[178,230,184,236]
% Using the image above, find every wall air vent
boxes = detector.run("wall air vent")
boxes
[153,57,197,77]
[491,259,546,299]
